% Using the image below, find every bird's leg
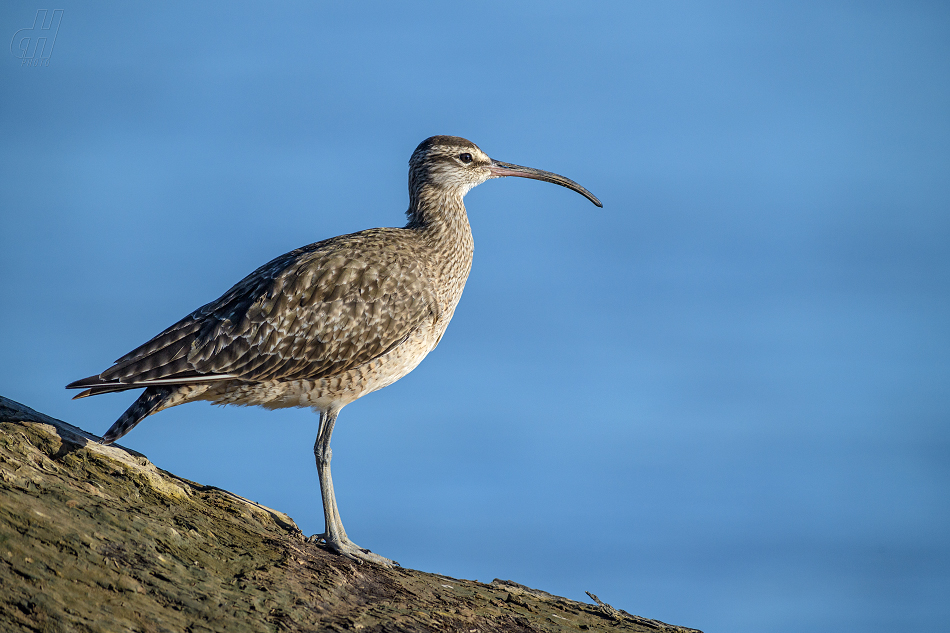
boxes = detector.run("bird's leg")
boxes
[307,407,398,567]
[313,407,347,544]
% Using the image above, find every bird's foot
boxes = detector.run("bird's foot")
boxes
[307,533,399,567]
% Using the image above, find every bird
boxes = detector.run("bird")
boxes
[67,135,602,566]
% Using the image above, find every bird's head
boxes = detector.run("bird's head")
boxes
[408,135,602,208]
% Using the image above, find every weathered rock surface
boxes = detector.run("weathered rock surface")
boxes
[0,395,701,633]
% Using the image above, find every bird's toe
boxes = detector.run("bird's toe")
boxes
[310,534,399,567]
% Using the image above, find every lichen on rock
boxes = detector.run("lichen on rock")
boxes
[0,396,701,633]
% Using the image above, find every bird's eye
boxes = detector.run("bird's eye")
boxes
[458,153,473,164]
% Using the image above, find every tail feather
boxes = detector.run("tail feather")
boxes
[67,375,127,399]
[66,372,233,400]
[66,374,110,390]
[71,383,142,400]
[101,387,174,444]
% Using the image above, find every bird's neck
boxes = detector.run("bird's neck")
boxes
[405,184,474,284]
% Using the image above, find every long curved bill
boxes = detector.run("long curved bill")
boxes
[488,160,603,207]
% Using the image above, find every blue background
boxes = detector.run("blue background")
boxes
[2,3,948,631]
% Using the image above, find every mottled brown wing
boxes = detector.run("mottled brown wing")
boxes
[96,229,439,386]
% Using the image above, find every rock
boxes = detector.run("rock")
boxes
[0,395,701,633]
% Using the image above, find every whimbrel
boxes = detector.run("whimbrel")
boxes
[67,136,602,566]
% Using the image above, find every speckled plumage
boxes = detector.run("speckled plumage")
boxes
[68,135,601,565]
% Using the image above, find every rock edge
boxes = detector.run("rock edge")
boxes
[0,395,701,633]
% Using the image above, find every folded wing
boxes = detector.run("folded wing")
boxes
[68,230,439,397]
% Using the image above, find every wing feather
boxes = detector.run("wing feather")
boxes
[70,229,439,391]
